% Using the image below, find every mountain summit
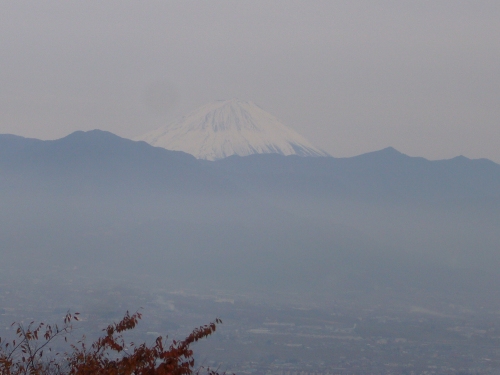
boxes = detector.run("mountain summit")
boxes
[136,99,329,160]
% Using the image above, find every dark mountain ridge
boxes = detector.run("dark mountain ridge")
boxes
[3,130,498,203]
[211,147,500,205]
[0,130,238,197]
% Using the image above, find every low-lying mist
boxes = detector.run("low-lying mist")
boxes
[2,186,499,311]
[1,131,500,313]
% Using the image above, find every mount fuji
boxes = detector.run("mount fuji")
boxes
[136,99,330,160]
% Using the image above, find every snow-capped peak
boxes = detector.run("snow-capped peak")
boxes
[136,99,329,160]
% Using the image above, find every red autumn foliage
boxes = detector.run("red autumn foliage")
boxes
[0,311,223,375]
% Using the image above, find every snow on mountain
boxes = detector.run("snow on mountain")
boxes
[136,99,330,160]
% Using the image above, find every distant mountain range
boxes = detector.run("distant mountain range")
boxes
[2,130,499,204]
[210,147,500,204]
[2,130,500,300]
[0,130,234,196]
[136,99,329,160]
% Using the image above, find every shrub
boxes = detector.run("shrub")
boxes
[0,311,222,375]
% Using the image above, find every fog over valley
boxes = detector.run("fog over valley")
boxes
[1,130,499,302]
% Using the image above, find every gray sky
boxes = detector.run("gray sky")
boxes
[1,1,499,161]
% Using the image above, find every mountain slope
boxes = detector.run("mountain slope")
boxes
[208,149,500,205]
[2,131,500,203]
[0,130,237,196]
[136,98,329,160]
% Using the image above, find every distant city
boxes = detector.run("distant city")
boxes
[1,275,500,375]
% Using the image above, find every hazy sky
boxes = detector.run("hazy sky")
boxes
[1,1,499,161]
